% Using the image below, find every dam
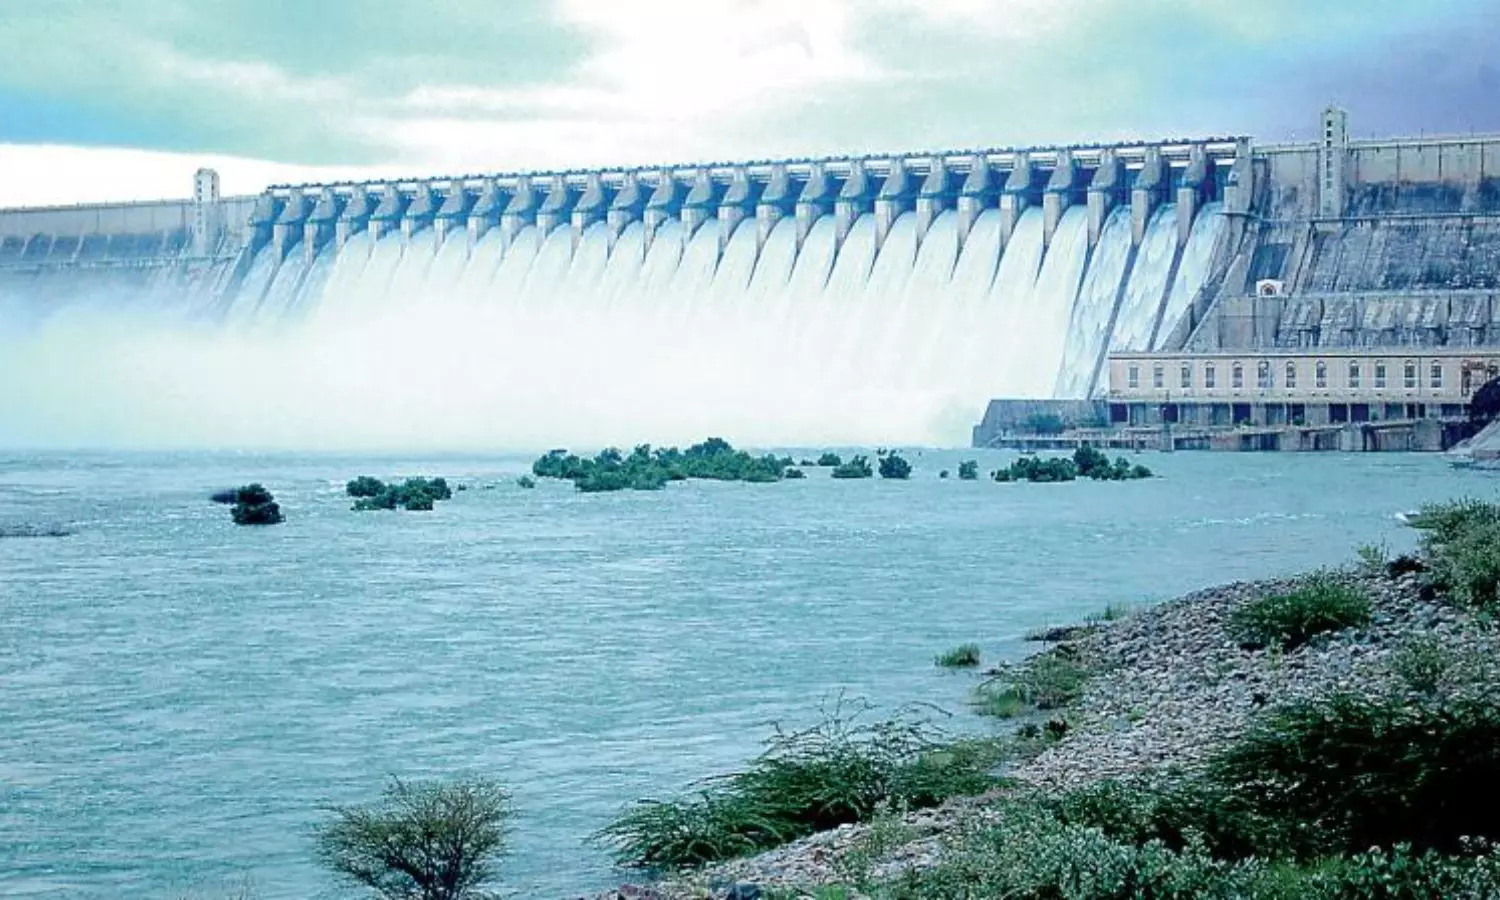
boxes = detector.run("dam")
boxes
[2,108,1499,447]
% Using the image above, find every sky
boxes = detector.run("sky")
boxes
[2,0,1500,206]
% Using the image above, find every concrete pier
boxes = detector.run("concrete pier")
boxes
[999,154,1034,247]
[1042,150,1076,246]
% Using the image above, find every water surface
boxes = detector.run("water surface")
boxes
[1,450,1492,898]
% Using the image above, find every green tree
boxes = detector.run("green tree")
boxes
[315,778,511,900]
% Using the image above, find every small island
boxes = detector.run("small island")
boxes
[347,476,454,511]
[994,445,1153,483]
[532,438,796,492]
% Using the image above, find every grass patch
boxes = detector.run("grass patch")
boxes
[934,644,982,669]
[1228,574,1372,650]
[973,652,1092,719]
[1390,636,1456,694]
[596,699,1006,870]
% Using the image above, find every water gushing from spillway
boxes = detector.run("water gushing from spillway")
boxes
[0,200,1221,449]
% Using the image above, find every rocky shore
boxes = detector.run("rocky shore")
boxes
[594,556,1500,899]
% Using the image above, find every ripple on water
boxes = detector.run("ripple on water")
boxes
[0,450,1494,897]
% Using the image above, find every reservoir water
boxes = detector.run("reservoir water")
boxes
[1,450,1493,898]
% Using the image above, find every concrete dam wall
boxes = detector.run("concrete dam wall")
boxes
[3,109,1500,446]
[1182,115,1500,356]
[0,141,1237,421]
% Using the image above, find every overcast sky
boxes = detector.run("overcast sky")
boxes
[2,0,1500,205]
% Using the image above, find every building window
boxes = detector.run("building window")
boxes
[1152,364,1164,389]
[1375,361,1387,389]
[1128,365,1139,390]
[1431,362,1444,390]
[1232,363,1244,389]
[1349,361,1361,389]
[1205,363,1217,389]
[1285,362,1298,390]
[1316,361,1328,389]
[1404,361,1418,389]
[1257,360,1273,390]
[1180,364,1192,390]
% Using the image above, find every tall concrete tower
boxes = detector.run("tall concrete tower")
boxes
[1318,106,1349,218]
[191,167,222,256]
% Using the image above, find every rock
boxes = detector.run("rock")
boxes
[0,523,74,538]
[723,885,762,900]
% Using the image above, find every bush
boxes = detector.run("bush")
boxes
[1210,690,1500,856]
[345,476,386,499]
[516,475,536,489]
[935,644,982,669]
[1228,574,1372,650]
[1391,636,1455,694]
[973,652,1091,719]
[230,484,284,526]
[1417,507,1500,609]
[531,440,788,492]
[831,456,874,479]
[1073,446,1153,481]
[209,489,238,505]
[878,453,912,480]
[598,700,1005,870]
[957,460,979,481]
[352,477,454,512]
[315,778,510,900]
[993,455,1077,483]
[881,801,1262,900]
[784,468,807,480]
[817,452,844,468]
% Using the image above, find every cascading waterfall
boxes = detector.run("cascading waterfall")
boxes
[0,192,1231,448]
[974,208,1046,398]
[1055,206,1133,398]
[1110,205,1179,352]
[1152,202,1225,351]
[886,211,960,391]
[1014,206,1091,398]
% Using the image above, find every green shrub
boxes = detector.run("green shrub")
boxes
[314,778,510,900]
[878,453,912,480]
[935,644,982,668]
[515,475,536,489]
[352,477,454,511]
[993,455,1078,483]
[956,460,978,480]
[1391,636,1455,694]
[598,701,1004,870]
[1228,575,1372,650]
[1406,499,1500,547]
[1425,518,1500,609]
[531,440,789,492]
[831,456,874,479]
[973,653,1091,718]
[1072,446,1153,481]
[230,484,284,526]
[1210,690,1500,856]
[346,476,386,498]
[817,452,844,467]
[876,815,1500,900]
[784,468,807,480]
[881,801,1262,900]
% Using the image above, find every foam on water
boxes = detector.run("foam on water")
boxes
[0,197,1235,448]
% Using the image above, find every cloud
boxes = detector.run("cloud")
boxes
[3,0,1500,205]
